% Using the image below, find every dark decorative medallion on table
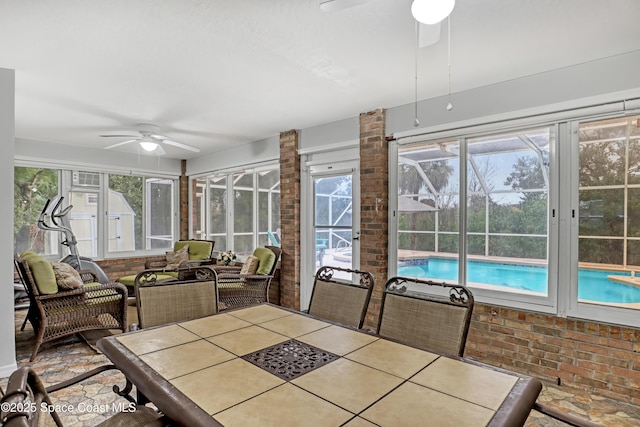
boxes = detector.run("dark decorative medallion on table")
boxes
[241,339,339,380]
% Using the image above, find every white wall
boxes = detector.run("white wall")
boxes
[0,68,17,376]
[15,138,182,176]
[188,50,640,166]
[187,135,280,176]
[387,50,640,136]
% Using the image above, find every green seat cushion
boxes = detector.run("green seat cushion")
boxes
[21,251,58,295]
[253,247,276,275]
[175,240,213,261]
[84,282,102,288]
[118,273,178,287]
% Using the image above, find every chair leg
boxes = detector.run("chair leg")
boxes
[29,324,47,362]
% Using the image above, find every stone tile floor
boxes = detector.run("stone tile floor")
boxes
[2,307,639,426]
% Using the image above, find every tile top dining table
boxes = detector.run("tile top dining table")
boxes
[97,304,542,427]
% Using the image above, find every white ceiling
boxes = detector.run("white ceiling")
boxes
[2,0,640,159]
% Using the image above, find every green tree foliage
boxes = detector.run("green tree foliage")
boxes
[498,154,547,259]
[398,159,453,250]
[109,175,143,250]
[14,167,58,252]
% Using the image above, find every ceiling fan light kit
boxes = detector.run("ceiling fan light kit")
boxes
[411,0,455,25]
[139,140,159,152]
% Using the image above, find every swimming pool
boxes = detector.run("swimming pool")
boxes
[398,258,640,303]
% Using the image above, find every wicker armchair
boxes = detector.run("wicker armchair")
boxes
[377,276,474,357]
[308,266,374,329]
[14,255,128,362]
[215,245,281,310]
[1,366,169,427]
[133,265,219,329]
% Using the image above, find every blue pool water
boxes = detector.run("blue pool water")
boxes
[398,258,640,303]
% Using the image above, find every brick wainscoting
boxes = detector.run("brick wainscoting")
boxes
[95,257,148,282]
[467,304,640,405]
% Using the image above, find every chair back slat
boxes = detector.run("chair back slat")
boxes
[136,267,218,328]
[308,266,374,329]
[377,276,474,357]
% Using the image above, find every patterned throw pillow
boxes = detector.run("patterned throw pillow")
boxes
[240,255,260,275]
[165,244,189,269]
[51,262,84,290]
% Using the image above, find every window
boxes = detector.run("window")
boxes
[396,127,553,306]
[14,167,59,255]
[574,115,640,319]
[394,110,640,327]
[13,166,178,259]
[191,165,280,256]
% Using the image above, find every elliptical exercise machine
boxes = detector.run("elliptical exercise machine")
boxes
[38,196,110,283]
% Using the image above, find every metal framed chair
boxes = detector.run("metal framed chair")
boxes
[214,246,282,310]
[377,276,474,357]
[134,266,219,329]
[0,366,169,427]
[308,266,374,329]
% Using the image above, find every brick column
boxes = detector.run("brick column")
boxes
[180,159,189,239]
[359,109,388,330]
[279,130,301,310]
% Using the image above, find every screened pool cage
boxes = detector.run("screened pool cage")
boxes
[398,128,550,261]
[315,176,355,262]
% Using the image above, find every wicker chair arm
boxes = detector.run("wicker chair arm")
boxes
[212,265,243,274]
[37,281,128,301]
[217,273,273,280]
[37,287,88,300]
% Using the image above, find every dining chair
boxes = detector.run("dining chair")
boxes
[308,266,374,329]
[135,266,219,329]
[0,365,169,427]
[377,276,474,357]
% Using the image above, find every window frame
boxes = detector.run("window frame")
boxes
[13,162,180,260]
[391,104,640,327]
[391,124,559,314]
[189,162,280,256]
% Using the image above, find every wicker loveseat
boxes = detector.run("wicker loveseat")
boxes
[117,239,215,295]
[14,252,128,361]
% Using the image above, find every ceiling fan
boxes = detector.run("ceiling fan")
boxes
[100,123,200,155]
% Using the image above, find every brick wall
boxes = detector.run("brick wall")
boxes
[348,108,640,404]
[90,110,640,406]
[279,129,301,309]
[95,257,148,282]
[180,159,189,240]
[467,304,640,405]
[359,109,389,331]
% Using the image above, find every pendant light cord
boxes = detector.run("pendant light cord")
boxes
[447,15,453,111]
[414,20,420,127]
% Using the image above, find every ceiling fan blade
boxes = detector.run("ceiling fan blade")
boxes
[160,138,200,153]
[100,134,140,138]
[105,139,137,149]
[155,145,167,156]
